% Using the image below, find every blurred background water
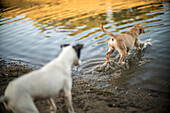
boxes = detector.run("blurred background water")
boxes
[0,0,170,96]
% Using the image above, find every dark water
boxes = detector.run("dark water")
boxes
[0,0,170,96]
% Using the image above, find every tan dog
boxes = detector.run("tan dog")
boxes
[100,22,145,65]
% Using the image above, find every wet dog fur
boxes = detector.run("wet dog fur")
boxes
[0,44,83,113]
[100,22,145,65]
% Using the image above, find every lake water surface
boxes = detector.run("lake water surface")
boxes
[0,0,170,96]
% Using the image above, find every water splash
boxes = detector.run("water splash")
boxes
[139,38,152,50]
[83,38,153,75]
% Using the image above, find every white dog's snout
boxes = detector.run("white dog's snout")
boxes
[78,60,82,66]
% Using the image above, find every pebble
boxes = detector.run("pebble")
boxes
[87,90,90,93]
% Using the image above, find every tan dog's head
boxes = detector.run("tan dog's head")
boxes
[139,25,145,34]
[130,25,145,35]
[134,25,145,35]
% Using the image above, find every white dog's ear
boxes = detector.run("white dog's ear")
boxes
[60,44,70,49]
[73,44,83,58]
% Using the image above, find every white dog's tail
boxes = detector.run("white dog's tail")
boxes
[100,22,115,37]
[0,96,9,103]
[0,96,10,110]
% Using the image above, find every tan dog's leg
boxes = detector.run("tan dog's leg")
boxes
[106,51,113,62]
[48,98,57,113]
[106,48,114,62]
[118,50,126,66]
[135,38,141,51]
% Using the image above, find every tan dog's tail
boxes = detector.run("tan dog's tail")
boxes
[100,22,115,37]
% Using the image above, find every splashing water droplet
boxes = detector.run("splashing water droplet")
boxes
[139,38,152,50]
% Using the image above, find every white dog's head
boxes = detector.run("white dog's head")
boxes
[60,44,83,66]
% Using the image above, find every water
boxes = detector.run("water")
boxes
[0,0,170,96]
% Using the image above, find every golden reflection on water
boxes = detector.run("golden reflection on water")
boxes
[0,0,163,23]
[0,0,164,41]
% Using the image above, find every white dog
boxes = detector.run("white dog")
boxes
[0,44,83,113]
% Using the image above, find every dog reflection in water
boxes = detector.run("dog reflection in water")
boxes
[0,44,83,113]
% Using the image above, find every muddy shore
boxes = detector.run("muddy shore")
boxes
[0,59,169,113]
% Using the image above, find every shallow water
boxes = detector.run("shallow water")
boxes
[0,0,170,96]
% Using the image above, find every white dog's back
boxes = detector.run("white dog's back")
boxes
[5,54,70,99]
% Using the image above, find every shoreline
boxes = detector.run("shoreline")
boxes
[0,59,169,113]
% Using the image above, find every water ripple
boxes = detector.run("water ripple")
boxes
[0,0,170,96]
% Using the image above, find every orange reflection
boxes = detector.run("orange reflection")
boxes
[0,0,165,41]
[0,0,163,25]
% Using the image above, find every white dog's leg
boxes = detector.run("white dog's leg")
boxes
[64,88,74,113]
[65,92,74,113]
[15,101,39,113]
[48,98,57,113]
[14,96,39,113]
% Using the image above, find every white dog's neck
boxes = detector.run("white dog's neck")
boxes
[57,46,76,66]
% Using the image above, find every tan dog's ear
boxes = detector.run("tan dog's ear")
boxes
[139,26,145,34]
